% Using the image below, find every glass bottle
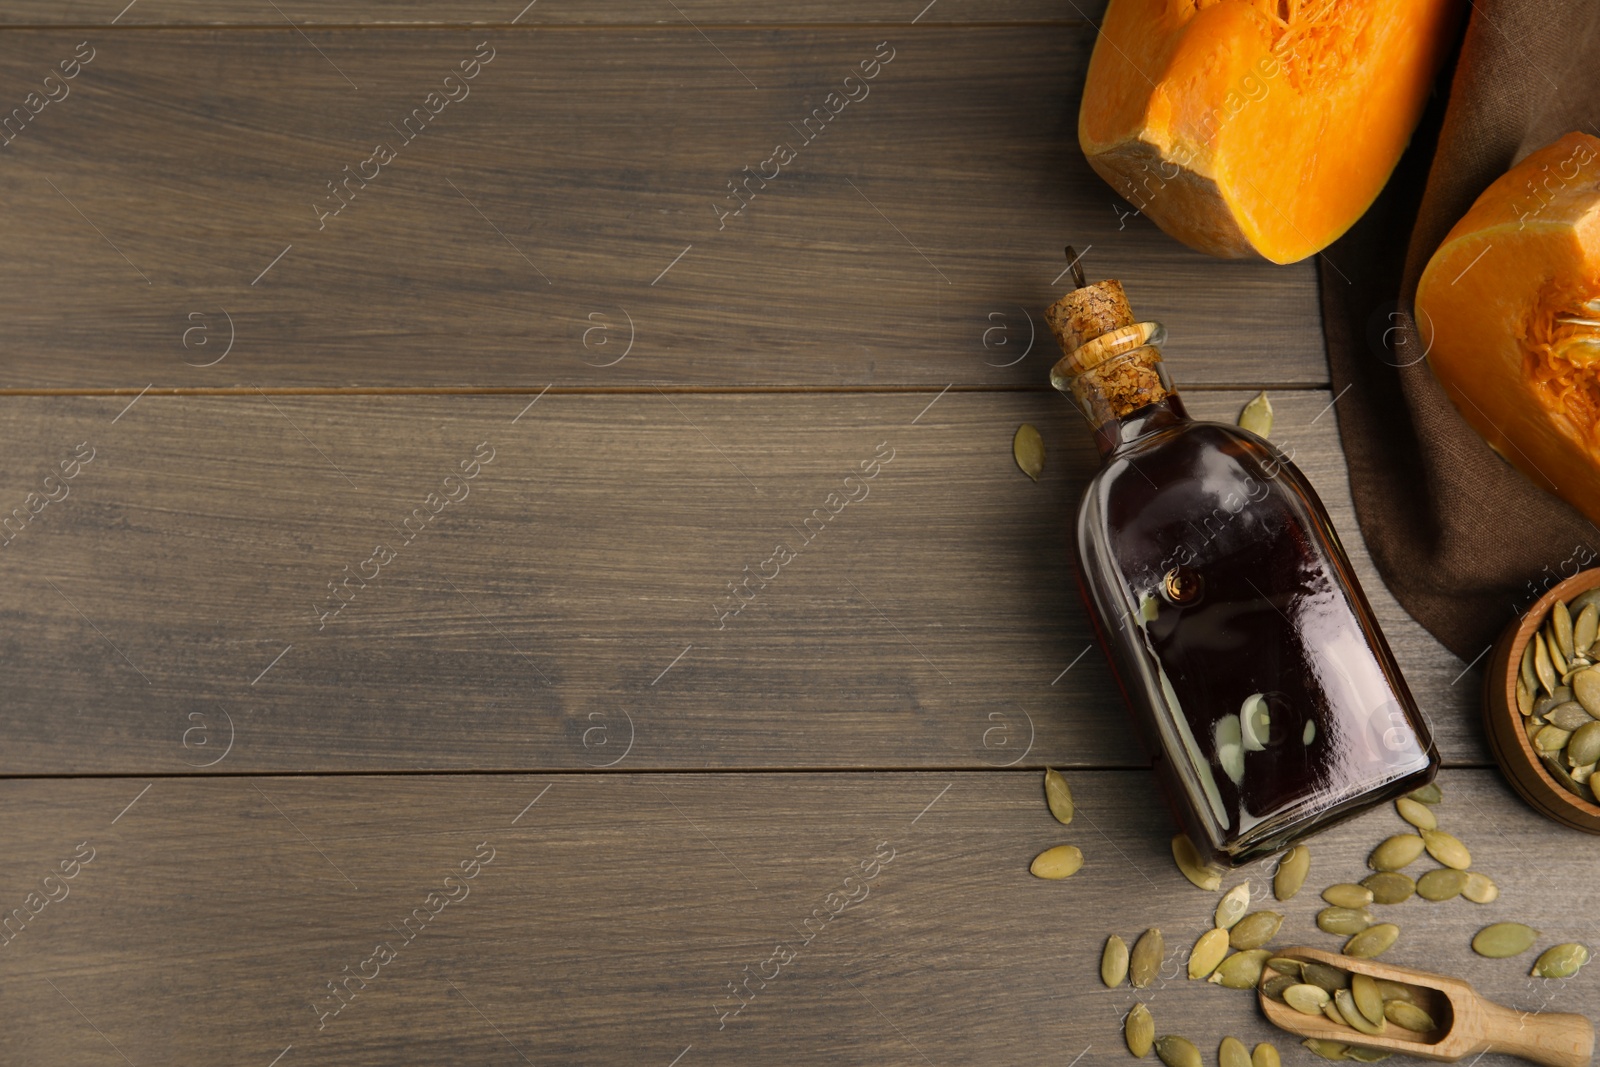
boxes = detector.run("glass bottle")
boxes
[1048,254,1438,866]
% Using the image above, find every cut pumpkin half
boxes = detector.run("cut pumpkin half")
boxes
[1079,0,1459,263]
[1417,131,1600,523]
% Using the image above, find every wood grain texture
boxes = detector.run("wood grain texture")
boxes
[0,770,1588,1066]
[0,26,1326,390]
[3,0,1098,26]
[0,389,1475,774]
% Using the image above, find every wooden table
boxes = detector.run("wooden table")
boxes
[2,4,1592,1065]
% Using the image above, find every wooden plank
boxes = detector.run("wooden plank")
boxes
[0,26,1326,390]
[0,769,1584,1066]
[2,1,1097,26]
[0,389,1475,773]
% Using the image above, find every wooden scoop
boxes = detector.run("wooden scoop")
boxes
[1258,947,1594,1067]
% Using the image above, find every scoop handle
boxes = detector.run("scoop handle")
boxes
[1477,998,1595,1067]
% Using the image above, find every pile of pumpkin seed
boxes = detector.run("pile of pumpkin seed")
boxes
[1032,770,1592,1066]
[1263,956,1437,1060]
[1515,590,1600,802]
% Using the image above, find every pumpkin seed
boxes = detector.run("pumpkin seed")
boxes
[1210,949,1271,989]
[1542,754,1598,801]
[1546,702,1595,731]
[1304,721,1317,745]
[1302,1040,1350,1062]
[1229,911,1283,950]
[1220,1036,1252,1067]
[1536,724,1574,754]
[1131,928,1164,988]
[1548,622,1571,676]
[1573,761,1596,782]
[1385,1001,1437,1032]
[1472,922,1540,958]
[1374,978,1417,1004]
[1172,834,1222,891]
[1322,883,1374,909]
[1574,667,1600,716]
[1535,686,1573,717]
[1405,782,1442,805]
[1262,974,1298,1000]
[1570,588,1600,617]
[1521,639,1539,697]
[1350,974,1385,1027]
[1155,1035,1202,1067]
[1252,1043,1280,1067]
[1267,957,1303,980]
[1393,797,1437,831]
[1240,693,1271,752]
[1336,988,1386,1036]
[1536,632,1558,695]
[1345,1048,1393,1063]
[1216,883,1251,929]
[1569,720,1600,766]
[1527,719,1546,745]
[1318,907,1375,936]
[1284,983,1332,1015]
[1126,1003,1155,1058]
[1013,423,1044,481]
[1043,767,1075,825]
[1517,676,1534,716]
[1461,871,1498,904]
[1323,1001,1345,1026]
[1030,844,1083,879]
[1302,961,1349,993]
[1575,602,1598,655]
[1369,834,1424,871]
[1421,829,1471,870]
[1239,391,1273,437]
[1361,872,1415,905]
[1188,928,1231,980]
[1415,868,1468,901]
[1532,943,1589,979]
[1102,934,1129,987]
[1344,923,1400,958]
[1554,600,1576,660]
[1275,845,1310,900]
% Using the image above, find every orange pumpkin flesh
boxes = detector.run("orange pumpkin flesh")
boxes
[1079,0,1458,263]
[1416,132,1600,520]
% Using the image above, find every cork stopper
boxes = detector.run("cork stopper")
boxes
[1047,280,1134,359]
[1046,247,1138,375]
[1046,247,1172,424]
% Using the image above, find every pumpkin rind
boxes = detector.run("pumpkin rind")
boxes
[1416,131,1600,519]
[1079,0,1459,264]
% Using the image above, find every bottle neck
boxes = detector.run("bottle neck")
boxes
[1053,338,1189,461]
[1092,393,1190,460]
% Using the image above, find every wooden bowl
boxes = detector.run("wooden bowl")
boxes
[1483,568,1600,833]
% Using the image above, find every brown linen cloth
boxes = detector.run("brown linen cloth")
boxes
[1320,0,1600,663]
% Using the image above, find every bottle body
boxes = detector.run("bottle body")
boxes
[1075,398,1438,865]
